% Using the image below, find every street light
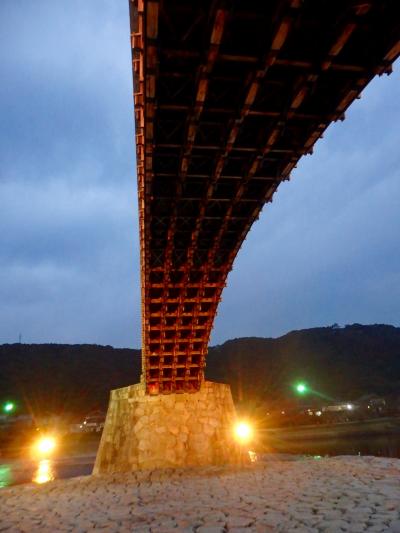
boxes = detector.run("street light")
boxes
[3,402,15,414]
[295,382,308,395]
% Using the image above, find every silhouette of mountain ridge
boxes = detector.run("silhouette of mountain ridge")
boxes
[1,324,399,415]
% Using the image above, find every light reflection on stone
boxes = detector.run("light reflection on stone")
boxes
[0,465,12,488]
[248,450,258,463]
[33,459,55,484]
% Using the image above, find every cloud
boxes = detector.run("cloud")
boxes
[0,0,140,347]
[1,1,399,348]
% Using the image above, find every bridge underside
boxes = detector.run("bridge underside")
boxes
[131,0,400,394]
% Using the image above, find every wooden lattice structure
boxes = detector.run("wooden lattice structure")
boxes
[130,0,400,394]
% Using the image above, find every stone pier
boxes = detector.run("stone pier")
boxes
[93,381,239,474]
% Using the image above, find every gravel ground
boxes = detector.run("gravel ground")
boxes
[0,456,399,532]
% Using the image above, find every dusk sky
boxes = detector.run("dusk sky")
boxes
[1,1,399,349]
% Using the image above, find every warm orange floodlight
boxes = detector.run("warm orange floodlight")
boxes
[34,436,57,457]
[234,421,253,444]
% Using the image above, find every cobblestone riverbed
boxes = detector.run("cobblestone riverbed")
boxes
[0,456,399,532]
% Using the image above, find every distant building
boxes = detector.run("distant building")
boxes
[323,402,358,413]
[357,394,386,414]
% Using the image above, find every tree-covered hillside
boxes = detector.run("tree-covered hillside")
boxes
[1,324,399,416]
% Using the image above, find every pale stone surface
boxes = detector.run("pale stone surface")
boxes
[93,381,240,474]
[1,456,400,531]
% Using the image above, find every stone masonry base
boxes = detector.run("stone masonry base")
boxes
[93,381,240,474]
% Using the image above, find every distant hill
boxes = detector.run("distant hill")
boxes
[207,324,400,407]
[1,324,399,416]
[0,343,141,417]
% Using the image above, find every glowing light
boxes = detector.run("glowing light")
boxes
[34,436,57,457]
[346,404,353,410]
[33,460,54,484]
[3,402,15,413]
[316,411,322,416]
[234,422,253,443]
[295,383,307,394]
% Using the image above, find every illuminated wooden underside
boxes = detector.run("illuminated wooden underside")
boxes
[130,0,400,394]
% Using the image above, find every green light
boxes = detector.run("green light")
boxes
[3,402,15,413]
[295,383,307,394]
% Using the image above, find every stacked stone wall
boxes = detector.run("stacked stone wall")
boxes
[93,381,239,474]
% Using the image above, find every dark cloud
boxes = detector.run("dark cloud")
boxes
[1,1,399,348]
[0,0,140,347]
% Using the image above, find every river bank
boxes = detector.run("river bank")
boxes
[259,417,400,458]
[263,417,400,441]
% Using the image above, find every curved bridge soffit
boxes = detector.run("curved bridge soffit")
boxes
[130,0,400,393]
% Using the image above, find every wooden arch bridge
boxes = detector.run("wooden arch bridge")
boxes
[130,0,400,394]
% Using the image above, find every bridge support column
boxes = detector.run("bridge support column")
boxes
[93,381,239,474]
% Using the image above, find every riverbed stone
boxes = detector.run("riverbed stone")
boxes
[1,456,400,531]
